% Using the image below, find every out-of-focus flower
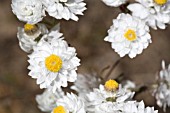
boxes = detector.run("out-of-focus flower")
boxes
[42,0,86,21]
[17,23,48,53]
[104,13,151,58]
[86,80,135,112]
[153,60,170,111]
[71,73,101,99]
[52,93,86,113]
[36,88,64,112]
[11,0,45,24]
[28,28,80,92]
[128,0,170,30]
[102,0,127,7]
[122,80,136,90]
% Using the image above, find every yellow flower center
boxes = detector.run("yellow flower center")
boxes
[24,24,36,31]
[45,54,62,72]
[124,29,137,41]
[154,0,167,5]
[24,24,38,35]
[53,106,66,113]
[104,80,119,91]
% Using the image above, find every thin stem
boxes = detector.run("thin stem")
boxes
[105,58,122,80]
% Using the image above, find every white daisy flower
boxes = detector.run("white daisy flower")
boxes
[127,0,170,30]
[104,13,151,58]
[102,0,128,7]
[17,23,48,53]
[28,29,80,92]
[36,88,64,112]
[94,101,158,113]
[52,93,86,113]
[71,73,101,99]
[42,0,87,21]
[86,80,135,112]
[153,60,170,111]
[11,0,45,24]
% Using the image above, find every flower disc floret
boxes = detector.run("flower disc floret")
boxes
[24,24,38,35]
[53,106,66,113]
[45,54,62,73]
[105,80,119,91]
[124,29,137,41]
[154,0,167,5]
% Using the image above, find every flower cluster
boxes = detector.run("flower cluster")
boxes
[102,0,170,58]
[11,0,170,112]
[36,79,157,113]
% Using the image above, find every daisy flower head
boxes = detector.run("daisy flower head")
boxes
[86,80,135,112]
[102,0,128,7]
[153,60,170,111]
[36,88,64,112]
[11,0,45,24]
[104,13,151,58]
[28,28,80,92]
[17,23,48,53]
[127,0,170,30]
[52,93,86,113]
[42,0,87,21]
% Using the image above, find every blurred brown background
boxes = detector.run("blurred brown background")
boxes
[0,0,170,113]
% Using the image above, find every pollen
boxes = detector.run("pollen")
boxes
[24,24,38,35]
[53,106,66,113]
[154,0,167,5]
[104,80,119,91]
[45,54,62,73]
[124,29,137,41]
[24,24,36,31]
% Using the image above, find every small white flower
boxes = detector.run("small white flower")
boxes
[102,0,127,7]
[11,0,45,24]
[17,23,48,53]
[28,28,80,92]
[153,60,170,111]
[71,73,101,99]
[52,93,86,113]
[86,80,135,112]
[42,0,86,21]
[104,13,151,58]
[127,0,170,29]
[36,88,64,112]
[28,39,80,90]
